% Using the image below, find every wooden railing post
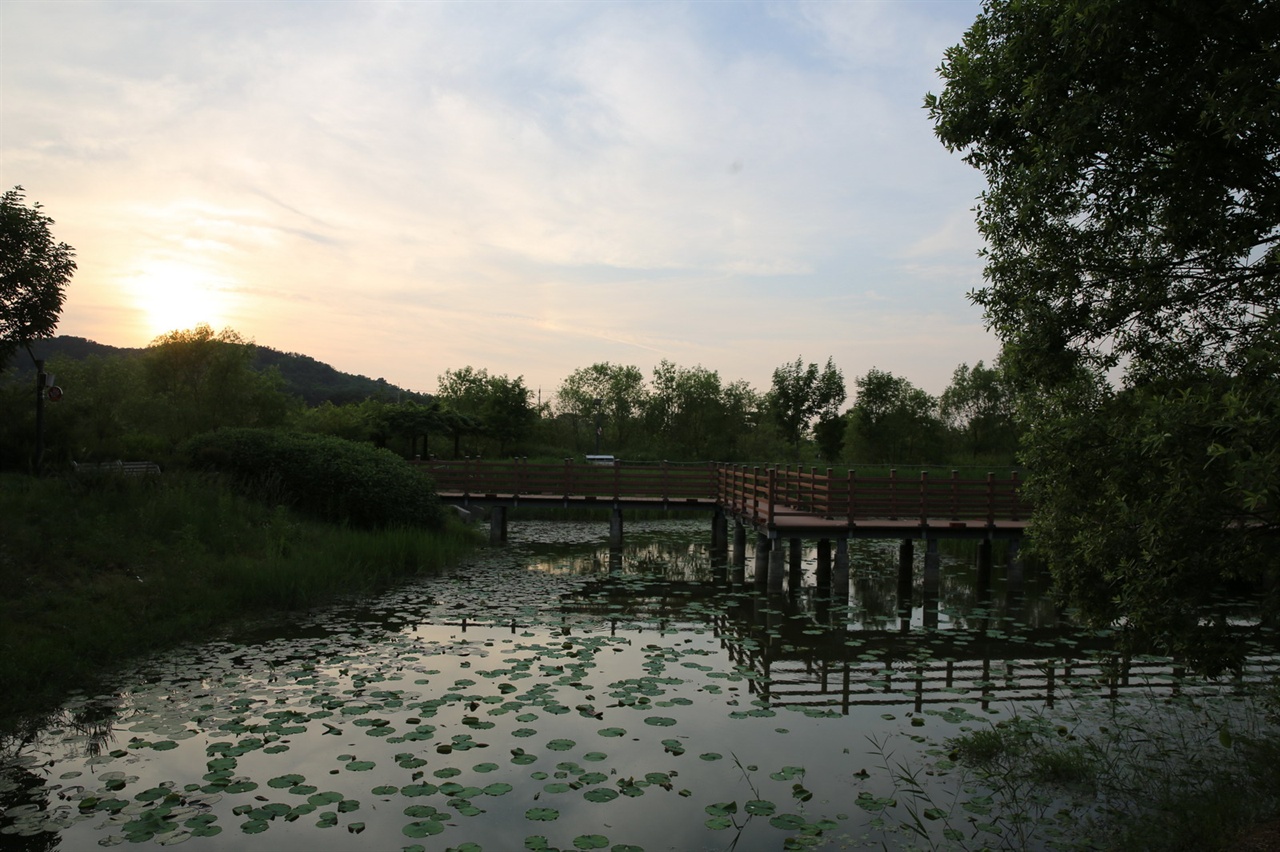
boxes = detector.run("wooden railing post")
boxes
[986,472,995,526]
[950,469,959,520]
[847,469,857,526]
[767,467,777,529]
[752,466,761,522]
[563,458,572,500]
[613,458,621,501]
[889,468,898,520]
[919,470,929,523]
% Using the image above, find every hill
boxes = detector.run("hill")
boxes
[5,336,430,406]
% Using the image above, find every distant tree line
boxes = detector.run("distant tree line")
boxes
[0,324,1021,471]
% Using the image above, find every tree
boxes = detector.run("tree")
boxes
[939,359,1019,462]
[768,356,846,453]
[437,366,535,456]
[141,325,292,445]
[927,0,1280,667]
[556,362,647,453]
[0,187,76,367]
[844,368,945,464]
[644,361,762,460]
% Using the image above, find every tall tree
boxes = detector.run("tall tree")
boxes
[645,361,761,460]
[928,0,1280,667]
[844,368,944,464]
[939,359,1019,462]
[768,356,846,453]
[0,187,76,367]
[555,362,647,453]
[437,366,535,456]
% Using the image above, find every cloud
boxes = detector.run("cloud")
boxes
[3,0,994,398]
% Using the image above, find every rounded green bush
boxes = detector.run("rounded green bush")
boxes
[181,428,443,529]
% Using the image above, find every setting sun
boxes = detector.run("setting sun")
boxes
[126,258,237,340]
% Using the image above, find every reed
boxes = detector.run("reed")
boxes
[0,472,480,726]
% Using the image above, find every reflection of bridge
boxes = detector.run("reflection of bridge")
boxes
[417,458,1030,593]
[559,576,1278,714]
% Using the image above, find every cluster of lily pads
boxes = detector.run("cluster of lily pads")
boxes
[3,520,1277,851]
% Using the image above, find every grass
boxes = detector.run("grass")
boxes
[0,471,481,728]
[869,695,1280,850]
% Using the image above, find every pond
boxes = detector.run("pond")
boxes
[2,518,1277,851]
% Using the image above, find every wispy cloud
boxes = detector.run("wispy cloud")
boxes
[2,0,996,396]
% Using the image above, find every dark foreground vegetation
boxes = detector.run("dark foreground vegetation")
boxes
[0,470,479,728]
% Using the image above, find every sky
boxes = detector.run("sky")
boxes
[2,0,996,403]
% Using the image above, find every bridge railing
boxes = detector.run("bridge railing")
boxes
[418,459,1026,524]
[714,465,1025,526]
[417,458,717,502]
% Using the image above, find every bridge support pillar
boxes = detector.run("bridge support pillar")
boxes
[897,539,913,613]
[753,533,770,586]
[923,538,940,629]
[788,538,802,591]
[977,539,993,602]
[489,506,507,545]
[834,538,849,598]
[710,507,728,556]
[609,508,624,548]
[732,521,747,568]
[769,539,786,593]
[815,539,832,591]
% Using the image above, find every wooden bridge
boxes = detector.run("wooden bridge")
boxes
[416,458,1028,540]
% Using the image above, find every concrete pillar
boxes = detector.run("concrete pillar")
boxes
[753,533,770,586]
[489,505,507,545]
[609,508,624,548]
[815,539,832,592]
[834,538,850,600]
[923,538,940,629]
[732,521,747,567]
[769,540,786,593]
[977,539,993,603]
[897,539,914,614]
[711,507,728,556]
[787,538,802,591]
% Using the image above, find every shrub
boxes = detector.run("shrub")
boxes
[181,428,444,529]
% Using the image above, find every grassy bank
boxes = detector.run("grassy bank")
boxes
[0,471,481,727]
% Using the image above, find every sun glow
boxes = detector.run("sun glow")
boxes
[126,258,238,340]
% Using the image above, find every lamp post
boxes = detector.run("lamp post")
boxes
[34,359,46,476]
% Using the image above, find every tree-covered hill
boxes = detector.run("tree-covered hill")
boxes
[9,335,431,405]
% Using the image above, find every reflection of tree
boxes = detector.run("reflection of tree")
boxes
[0,698,120,852]
[0,762,60,852]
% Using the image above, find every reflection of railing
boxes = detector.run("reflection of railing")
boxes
[726,648,1279,714]
[417,459,1028,526]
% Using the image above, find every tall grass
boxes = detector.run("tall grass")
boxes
[865,691,1280,850]
[0,472,480,726]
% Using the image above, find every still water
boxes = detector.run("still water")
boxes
[2,519,1276,851]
